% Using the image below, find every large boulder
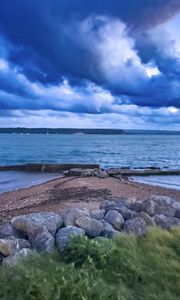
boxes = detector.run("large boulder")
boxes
[63,208,90,227]
[56,226,85,251]
[101,220,121,238]
[104,210,124,230]
[29,227,55,252]
[123,217,148,236]
[142,200,175,217]
[154,214,180,229]
[172,201,180,210]
[106,205,136,220]
[138,212,155,226]
[0,238,31,256]
[125,198,143,212]
[75,216,103,237]
[100,200,117,210]
[149,195,174,206]
[175,210,180,219]
[11,212,63,236]
[0,223,24,239]
[3,248,33,267]
[90,209,105,220]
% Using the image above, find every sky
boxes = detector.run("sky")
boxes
[0,0,180,130]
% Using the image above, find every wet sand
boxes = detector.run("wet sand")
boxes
[0,176,180,224]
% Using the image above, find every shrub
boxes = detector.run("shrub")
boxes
[0,228,179,300]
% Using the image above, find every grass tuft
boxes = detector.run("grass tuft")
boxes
[0,228,180,300]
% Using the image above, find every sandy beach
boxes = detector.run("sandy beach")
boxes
[0,175,180,224]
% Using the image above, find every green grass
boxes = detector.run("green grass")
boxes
[0,228,180,300]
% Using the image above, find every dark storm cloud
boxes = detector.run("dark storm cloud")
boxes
[0,0,180,114]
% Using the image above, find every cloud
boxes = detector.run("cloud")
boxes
[0,1,180,129]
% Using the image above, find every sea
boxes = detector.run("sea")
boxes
[0,133,180,192]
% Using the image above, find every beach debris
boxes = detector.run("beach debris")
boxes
[0,194,180,266]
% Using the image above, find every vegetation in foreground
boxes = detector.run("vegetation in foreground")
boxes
[0,228,180,300]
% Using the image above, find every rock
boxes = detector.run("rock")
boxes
[3,248,33,267]
[154,214,180,229]
[69,168,96,177]
[142,200,156,216]
[142,200,176,217]
[0,238,31,256]
[100,200,116,210]
[63,208,90,227]
[175,209,180,219]
[126,198,143,212]
[155,205,176,217]
[11,212,63,236]
[56,226,85,251]
[90,209,105,220]
[75,216,103,237]
[138,212,155,226]
[29,227,55,252]
[107,205,136,220]
[101,220,121,238]
[123,217,148,236]
[172,201,180,210]
[95,170,108,178]
[104,210,124,230]
[149,195,174,206]
[0,223,24,239]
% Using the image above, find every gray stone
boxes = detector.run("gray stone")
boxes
[142,200,156,216]
[154,214,180,229]
[138,212,155,226]
[126,199,143,212]
[0,223,24,239]
[123,217,148,236]
[149,195,174,206]
[0,238,31,256]
[90,209,105,220]
[175,209,180,219]
[11,212,63,236]
[100,200,116,210]
[172,201,180,210]
[104,210,124,230]
[155,205,176,217]
[63,208,90,227]
[69,168,95,177]
[56,226,85,251]
[95,170,108,178]
[101,220,121,238]
[142,200,175,217]
[75,216,103,237]
[108,205,136,220]
[29,227,55,252]
[3,248,33,267]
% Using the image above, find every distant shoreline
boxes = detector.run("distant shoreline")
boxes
[0,128,180,134]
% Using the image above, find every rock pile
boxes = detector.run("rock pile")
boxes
[0,195,180,267]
